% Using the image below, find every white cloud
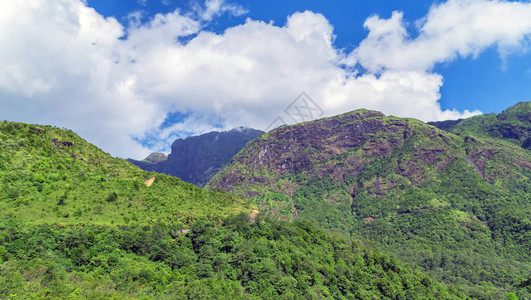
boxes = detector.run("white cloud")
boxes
[355,0,531,72]
[193,0,248,21]
[205,0,248,20]
[0,0,530,158]
[0,0,163,158]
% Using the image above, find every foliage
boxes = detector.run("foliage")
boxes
[430,101,531,150]
[0,121,470,298]
[0,121,254,227]
[0,215,467,299]
[208,107,531,299]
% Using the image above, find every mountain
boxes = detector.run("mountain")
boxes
[142,152,167,163]
[129,127,263,186]
[429,101,531,149]
[0,121,254,226]
[208,108,531,298]
[0,121,468,299]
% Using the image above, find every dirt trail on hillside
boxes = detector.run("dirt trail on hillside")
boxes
[144,176,156,186]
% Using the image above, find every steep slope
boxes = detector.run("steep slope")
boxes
[0,121,466,299]
[429,101,531,149]
[208,109,531,298]
[0,121,253,226]
[129,127,263,186]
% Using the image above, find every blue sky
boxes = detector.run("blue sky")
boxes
[87,0,531,114]
[1,0,531,158]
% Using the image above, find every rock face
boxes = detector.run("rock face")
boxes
[429,101,531,149]
[210,109,530,200]
[208,108,531,292]
[129,127,263,186]
[210,110,414,195]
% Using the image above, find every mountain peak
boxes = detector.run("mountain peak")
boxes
[497,101,531,122]
[130,127,263,186]
[207,106,531,294]
[229,126,260,133]
[142,152,167,164]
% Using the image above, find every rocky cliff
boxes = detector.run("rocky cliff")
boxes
[207,107,531,295]
[130,127,263,186]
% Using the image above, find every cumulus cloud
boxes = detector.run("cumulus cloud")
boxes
[355,0,531,72]
[1,0,530,158]
[0,0,151,158]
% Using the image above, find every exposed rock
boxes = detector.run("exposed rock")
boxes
[209,108,530,222]
[210,110,458,197]
[129,127,263,187]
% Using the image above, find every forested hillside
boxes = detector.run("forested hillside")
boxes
[209,108,531,298]
[0,121,466,298]
[429,101,531,149]
[0,121,253,226]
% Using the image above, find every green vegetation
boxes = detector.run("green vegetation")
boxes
[209,107,531,299]
[0,215,469,299]
[142,152,167,164]
[129,127,263,187]
[0,121,252,226]
[431,101,531,150]
[1,121,467,298]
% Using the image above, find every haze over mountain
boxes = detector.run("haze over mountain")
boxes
[208,102,531,298]
[129,127,263,187]
[141,152,168,164]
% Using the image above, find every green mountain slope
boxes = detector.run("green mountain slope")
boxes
[1,217,469,299]
[0,121,466,299]
[0,121,253,226]
[208,109,531,298]
[429,101,531,149]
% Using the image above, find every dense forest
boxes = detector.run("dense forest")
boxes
[209,104,531,299]
[1,215,470,299]
[0,121,470,298]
